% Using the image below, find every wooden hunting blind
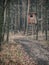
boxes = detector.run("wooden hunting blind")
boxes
[28,12,37,24]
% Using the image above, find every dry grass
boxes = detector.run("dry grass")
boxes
[0,43,36,65]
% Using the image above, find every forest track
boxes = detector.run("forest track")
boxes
[14,37,49,65]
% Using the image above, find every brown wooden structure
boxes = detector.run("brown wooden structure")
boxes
[28,12,37,24]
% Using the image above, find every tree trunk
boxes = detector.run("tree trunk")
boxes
[36,0,38,40]
[45,9,47,40]
[18,0,20,31]
[22,0,26,34]
[0,1,4,51]
[6,2,10,43]
[2,5,7,42]
[26,0,30,34]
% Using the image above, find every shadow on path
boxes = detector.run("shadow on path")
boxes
[14,38,49,65]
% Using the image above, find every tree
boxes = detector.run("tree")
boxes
[26,0,30,34]
[0,0,4,50]
[22,0,26,34]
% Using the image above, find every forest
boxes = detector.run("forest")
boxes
[0,0,49,65]
[0,0,49,43]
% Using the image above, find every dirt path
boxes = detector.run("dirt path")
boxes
[14,38,49,65]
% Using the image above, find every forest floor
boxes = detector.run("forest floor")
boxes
[0,32,49,65]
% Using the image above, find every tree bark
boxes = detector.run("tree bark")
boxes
[0,0,4,51]
[26,0,30,34]
[6,2,10,43]
[36,0,38,40]
[18,0,20,31]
